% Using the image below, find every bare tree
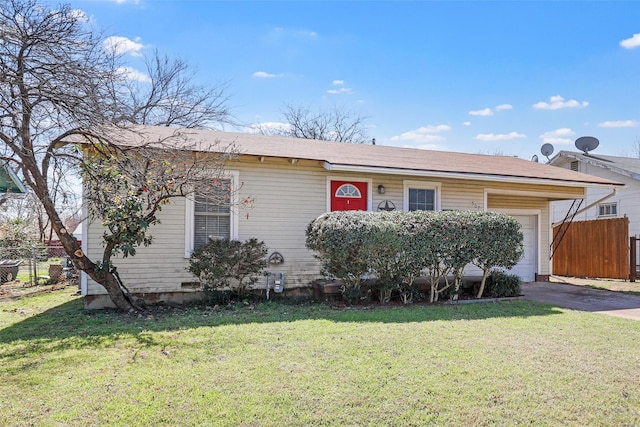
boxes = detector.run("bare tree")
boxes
[631,137,640,159]
[0,0,235,311]
[257,104,371,144]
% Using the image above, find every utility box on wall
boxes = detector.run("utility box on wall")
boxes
[266,272,285,299]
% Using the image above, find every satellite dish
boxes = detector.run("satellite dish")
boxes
[540,143,554,161]
[541,143,554,157]
[575,136,599,155]
[531,155,539,163]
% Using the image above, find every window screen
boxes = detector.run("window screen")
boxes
[598,203,617,217]
[408,188,435,211]
[193,180,231,248]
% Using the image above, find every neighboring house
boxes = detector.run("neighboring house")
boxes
[549,151,639,237]
[80,127,623,308]
[0,161,27,202]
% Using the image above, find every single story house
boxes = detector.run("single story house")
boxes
[80,127,624,308]
[549,151,640,237]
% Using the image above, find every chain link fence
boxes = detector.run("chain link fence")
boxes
[0,245,78,286]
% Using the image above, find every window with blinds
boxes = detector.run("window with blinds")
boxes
[193,180,231,248]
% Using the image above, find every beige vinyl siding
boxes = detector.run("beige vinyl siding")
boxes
[234,160,328,288]
[85,156,579,295]
[87,159,330,295]
[85,197,191,295]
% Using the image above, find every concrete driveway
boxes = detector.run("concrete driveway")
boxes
[522,281,640,321]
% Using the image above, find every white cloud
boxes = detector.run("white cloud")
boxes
[69,9,89,22]
[469,108,493,116]
[327,87,353,95]
[103,36,144,57]
[532,95,589,110]
[253,71,281,78]
[463,121,471,126]
[116,66,151,83]
[475,132,526,141]
[539,128,575,145]
[468,104,512,117]
[597,120,639,128]
[112,0,140,3]
[246,121,292,134]
[327,80,352,94]
[620,33,640,49]
[390,125,451,143]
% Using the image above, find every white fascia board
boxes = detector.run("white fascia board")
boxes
[323,162,622,190]
[484,187,586,200]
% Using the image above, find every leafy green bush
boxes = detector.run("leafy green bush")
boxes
[470,212,524,298]
[484,270,522,298]
[306,210,524,304]
[377,212,426,304]
[188,238,268,300]
[306,211,378,302]
[420,211,477,302]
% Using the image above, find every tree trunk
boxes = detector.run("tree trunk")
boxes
[29,169,138,311]
[476,268,490,299]
[88,268,140,312]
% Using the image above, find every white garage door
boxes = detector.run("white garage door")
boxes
[507,215,537,282]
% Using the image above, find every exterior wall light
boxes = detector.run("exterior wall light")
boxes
[378,184,385,194]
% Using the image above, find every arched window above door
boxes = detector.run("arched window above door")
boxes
[335,183,362,198]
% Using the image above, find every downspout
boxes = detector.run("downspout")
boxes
[551,189,618,227]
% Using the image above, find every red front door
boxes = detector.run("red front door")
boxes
[330,181,368,211]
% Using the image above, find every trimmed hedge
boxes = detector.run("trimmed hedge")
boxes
[306,210,524,303]
[483,270,522,298]
[188,238,268,302]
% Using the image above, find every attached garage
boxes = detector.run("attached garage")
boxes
[462,212,539,282]
[509,214,538,282]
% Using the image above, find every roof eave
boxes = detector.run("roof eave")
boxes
[550,151,640,181]
[323,162,624,189]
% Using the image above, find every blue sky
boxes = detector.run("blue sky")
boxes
[71,0,640,159]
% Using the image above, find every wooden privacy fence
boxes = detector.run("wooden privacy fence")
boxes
[552,217,629,279]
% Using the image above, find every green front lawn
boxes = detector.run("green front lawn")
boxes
[1,286,639,426]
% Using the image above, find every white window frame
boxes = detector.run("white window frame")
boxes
[184,170,240,257]
[403,180,441,211]
[597,202,618,218]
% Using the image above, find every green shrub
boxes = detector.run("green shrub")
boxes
[306,211,378,300]
[470,212,524,298]
[306,210,524,304]
[188,238,268,300]
[342,285,365,305]
[484,270,522,298]
[366,214,429,304]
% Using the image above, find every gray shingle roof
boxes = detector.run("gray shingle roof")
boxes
[69,126,624,188]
